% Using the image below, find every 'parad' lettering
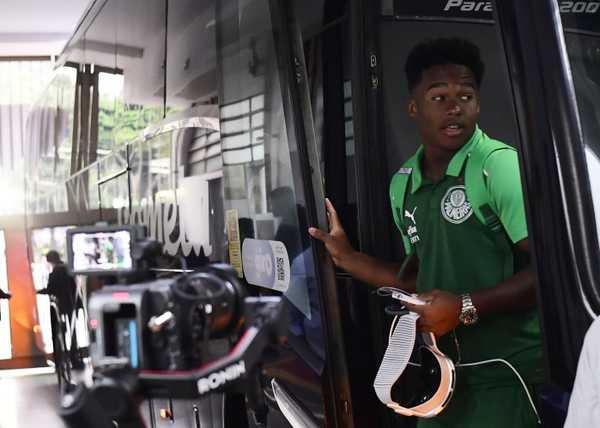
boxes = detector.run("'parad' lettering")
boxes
[446,0,598,13]
[444,0,493,12]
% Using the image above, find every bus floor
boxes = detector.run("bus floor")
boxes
[0,368,66,428]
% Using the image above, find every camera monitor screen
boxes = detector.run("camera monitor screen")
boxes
[70,229,134,274]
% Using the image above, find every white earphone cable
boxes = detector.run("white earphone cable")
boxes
[387,319,541,424]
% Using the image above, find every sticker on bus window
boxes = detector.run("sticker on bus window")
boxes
[225,209,243,278]
[242,239,290,292]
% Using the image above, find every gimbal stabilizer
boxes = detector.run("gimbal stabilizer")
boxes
[59,296,286,428]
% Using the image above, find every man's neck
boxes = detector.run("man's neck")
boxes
[422,145,457,182]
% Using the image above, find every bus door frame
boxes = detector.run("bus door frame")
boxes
[493,0,600,389]
[268,1,356,426]
[346,0,403,427]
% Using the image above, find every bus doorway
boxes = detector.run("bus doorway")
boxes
[329,0,600,427]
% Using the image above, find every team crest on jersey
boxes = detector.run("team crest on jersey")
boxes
[441,186,473,224]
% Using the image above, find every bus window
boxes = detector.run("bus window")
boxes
[98,147,129,222]
[216,0,327,421]
[165,0,218,116]
[97,72,159,150]
[66,164,101,225]
[128,133,173,207]
[174,120,226,266]
[25,65,75,216]
[563,25,600,249]
[114,0,165,125]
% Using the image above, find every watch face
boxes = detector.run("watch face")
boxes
[460,309,478,325]
[460,295,478,325]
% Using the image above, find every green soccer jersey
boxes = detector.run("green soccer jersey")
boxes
[389,127,544,389]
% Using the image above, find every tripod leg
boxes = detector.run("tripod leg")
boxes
[60,382,148,428]
[60,383,115,428]
[50,309,71,390]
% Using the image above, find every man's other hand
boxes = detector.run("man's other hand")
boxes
[405,289,461,338]
[308,198,355,268]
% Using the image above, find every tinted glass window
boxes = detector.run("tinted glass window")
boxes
[563,29,600,248]
[97,72,158,150]
[98,147,129,221]
[166,0,217,116]
[116,0,166,123]
[66,164,101,225]
[26,66,76,215]
[60,1,329,422]
[217,0,326,419]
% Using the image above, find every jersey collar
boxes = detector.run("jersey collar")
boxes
[409,125,482,194]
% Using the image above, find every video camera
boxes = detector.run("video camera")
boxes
[60,225,286,428]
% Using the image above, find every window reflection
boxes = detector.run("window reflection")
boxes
[98,147,129,216]
[98,72,163,151]
[25,65,75,216]
[565,32,600,248]
[116,0,166,123]
[166,0,217,116]
[221,94,266,164]
[217,0,325,375]
[585,149,600,235]
[66,165,100,224]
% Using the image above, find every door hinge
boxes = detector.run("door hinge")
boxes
[369,53,377,68]
[369,53,379,89]
[294,56,303,83]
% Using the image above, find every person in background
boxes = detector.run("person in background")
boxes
[37,250,83,369]
[37,250,77,318]
[0,287,11,321]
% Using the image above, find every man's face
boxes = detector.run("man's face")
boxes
[408,64,480,152]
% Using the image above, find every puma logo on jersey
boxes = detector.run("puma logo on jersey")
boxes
[404,207,417,225]
[404,207,420,244]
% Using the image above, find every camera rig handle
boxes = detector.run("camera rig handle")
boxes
[59,296,286,428]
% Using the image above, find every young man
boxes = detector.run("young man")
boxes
[309,38,543,427]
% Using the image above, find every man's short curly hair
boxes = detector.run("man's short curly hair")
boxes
[404,38,484,93]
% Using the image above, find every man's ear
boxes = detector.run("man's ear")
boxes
[408,99,417,118]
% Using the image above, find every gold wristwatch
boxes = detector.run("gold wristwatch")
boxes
[458,294,479,326]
